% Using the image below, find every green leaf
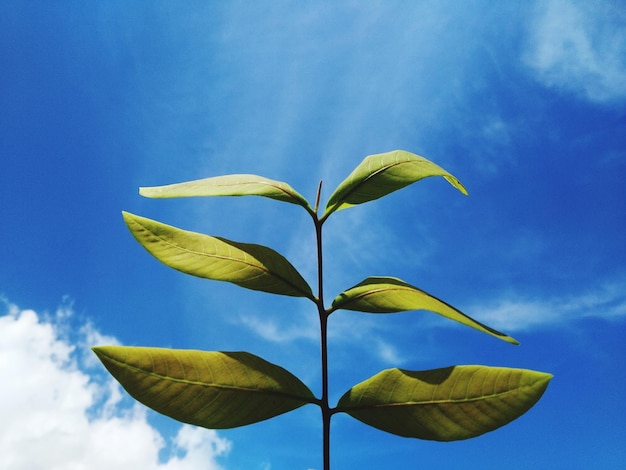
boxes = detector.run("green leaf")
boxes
[336,365,552,441]
[323,150,468,219]
[139,174,313,212]
[92,346,316,429]
[123,211,314,299]
[331,276,518,344]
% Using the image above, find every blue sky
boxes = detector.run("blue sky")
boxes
[1,1,625,468]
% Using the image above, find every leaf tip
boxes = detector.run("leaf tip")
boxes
[91,345,110,364]
[539,371,554,382]
[507,336,520,346]
[139,186,158,198]
[444,176,469,196]
[91,345,113,357]
[121,210,134,225]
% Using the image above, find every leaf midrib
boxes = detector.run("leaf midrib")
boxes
[218,179,298,200]
[105,355,315,402]
[327,160,407,214]
[340,386,535,411]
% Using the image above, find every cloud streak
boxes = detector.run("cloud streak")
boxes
[237,311,318,343]
[0,298,231,470]
[471,275,626,332]
[236,297,408,367]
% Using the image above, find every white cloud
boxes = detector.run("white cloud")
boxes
[524,0,626,104]
[160,426,232,470]
[471,275,626,332]
[0,297,231,470]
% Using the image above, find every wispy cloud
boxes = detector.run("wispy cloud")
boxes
[236,298,408,366]
[372,337,404,365]
[0,298,231,470]
[237,311,318,343]
[470,275,626,331]
[328,313,410,366]
[524,0,626,104]
[156,1,518,183]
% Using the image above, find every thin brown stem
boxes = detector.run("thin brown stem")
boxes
[319,307,331,470]
[312,208,331,470]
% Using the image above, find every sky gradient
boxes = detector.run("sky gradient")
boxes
[1,1,625,469]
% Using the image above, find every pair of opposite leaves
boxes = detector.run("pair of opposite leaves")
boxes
[93,150,551,442]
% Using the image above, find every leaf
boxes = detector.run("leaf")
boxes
[92,346,317,429]
[139,174,313,212]
[123,211,314,299]
[331,276,518,344]
[336,365,552,441]
[323,150,468,219]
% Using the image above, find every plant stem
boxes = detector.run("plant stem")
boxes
[319,308,331,470]
[313,208,331,470]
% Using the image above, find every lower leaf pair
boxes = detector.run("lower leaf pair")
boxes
[93,346,551,441]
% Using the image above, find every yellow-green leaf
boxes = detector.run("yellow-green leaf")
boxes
[123,211,314,299]
[336,365,552,441]
[323,150,468,219]
[92,346,316,429]
[331,276,518,344]
[140,174,313,212]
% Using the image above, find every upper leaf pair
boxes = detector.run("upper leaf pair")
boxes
[139,150,468,220]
